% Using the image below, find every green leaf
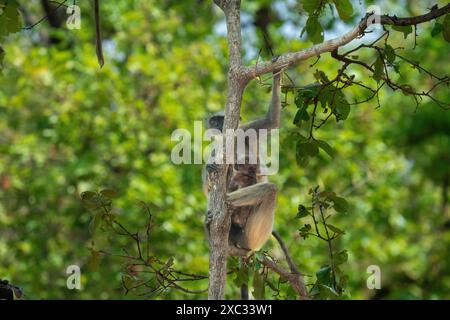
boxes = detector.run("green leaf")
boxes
[296,152,309,167]
[303,0,322,15]
[318,191,336,200]
[327,224,345,235]
[316,265,332,285]
[318,87,332,109]
[81,191,97,200]
[334,92,350,120]
[392,62,400,74]
[293,108,309,127]
[294,90,316,121]
[297,83,321,102]
[314,70,329,84]
[310,284,320,296]
[285,285,297,299]
[293,110,302,127]
[100,188,119,199]
[443,14,450,42]
[373,54,385,83]
[303,140,320,157]
[392,25,413,39]
[299,223,312,239]
[299,224,311,232]
[0,0,22,38]
[89,213,102,234]
[431,22,443,37]
[306,140,319,157]
[384,44,396,64]
[295,141,308,161]
[316,140,334,158]
[333,196,349,213]
[294,92,305,109]
[304,16,323,44]
[164,257,174,268]
[335,250,348,265]
[295,135,312,167]
[333,0,353,21]
[296,204,310,219]
[318,284,340,296]
[81,191,100,209]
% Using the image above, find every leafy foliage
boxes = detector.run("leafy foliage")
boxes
[301,0,354,43]
[296,187,349,299]
[0,0,22,68]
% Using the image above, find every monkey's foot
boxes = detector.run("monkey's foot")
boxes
[205,210,213,226]
[228,245,252,257]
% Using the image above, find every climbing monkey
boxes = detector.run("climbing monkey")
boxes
[203,70,282,254]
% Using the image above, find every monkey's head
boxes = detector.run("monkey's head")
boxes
[205,111,225,132]
[205,111,242,132]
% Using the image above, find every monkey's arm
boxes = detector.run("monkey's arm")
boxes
[241,72,281,131]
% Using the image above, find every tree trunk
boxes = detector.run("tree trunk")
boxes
[208,0,246,300]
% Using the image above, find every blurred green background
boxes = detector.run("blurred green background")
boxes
[0,0,449,299]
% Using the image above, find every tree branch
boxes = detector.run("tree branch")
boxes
[378,4,450,26]
[271,231,309,299]
[260,257,310,299]
[215,0,243,69]
[272,231,299,274]
[244,4,450,78]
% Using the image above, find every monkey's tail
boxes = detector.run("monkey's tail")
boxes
[240,257,249,300]
[241,283,249,300]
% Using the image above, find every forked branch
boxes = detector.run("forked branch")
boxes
[244,4,450,78]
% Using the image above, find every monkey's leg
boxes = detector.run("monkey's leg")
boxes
[240,257,250,300]
[226,182,277,207]
[227,182,277,250]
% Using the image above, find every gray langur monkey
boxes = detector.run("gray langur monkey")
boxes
[203,71,282,255]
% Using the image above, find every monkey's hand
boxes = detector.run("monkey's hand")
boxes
[205,210,214,226]
[228,244,252,257]
[204,210,213,241]
[271,55,280,63]
[206,163,220,174]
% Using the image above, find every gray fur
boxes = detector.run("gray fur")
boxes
[203,72,282,254]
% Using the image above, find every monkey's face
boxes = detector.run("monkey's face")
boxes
[206,111,242,132]
[208,115,224,131]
